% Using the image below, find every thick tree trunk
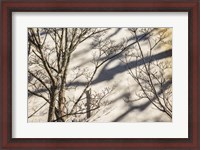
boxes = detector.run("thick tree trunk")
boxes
[58,89,67,121]
[86,89,91,119]
[48,87,56,122]
[58,55,71,121]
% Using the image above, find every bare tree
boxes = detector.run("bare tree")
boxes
[28,28,110,121]
[123,28,172,118]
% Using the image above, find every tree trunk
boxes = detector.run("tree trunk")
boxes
[48,87,56,122]
[58,55,71,121]
[58,88,67,121]
[86,89,91,119]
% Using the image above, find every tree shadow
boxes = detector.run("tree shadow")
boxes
[29,28,172,120]
[29,48,172,98]
[71,28,122,61]
[66,49,172,86]
[112,80,172,122]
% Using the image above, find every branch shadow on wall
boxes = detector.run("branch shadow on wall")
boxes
[66,49,172,86]
[111,79,172,122]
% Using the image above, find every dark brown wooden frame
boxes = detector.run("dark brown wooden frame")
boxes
[0,0,199,149]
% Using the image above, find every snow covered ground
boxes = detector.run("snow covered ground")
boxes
[28,28,172,122]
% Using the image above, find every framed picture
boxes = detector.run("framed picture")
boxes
[1,0,199,149]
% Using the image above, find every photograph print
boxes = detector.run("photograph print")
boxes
[28,27,172,122]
